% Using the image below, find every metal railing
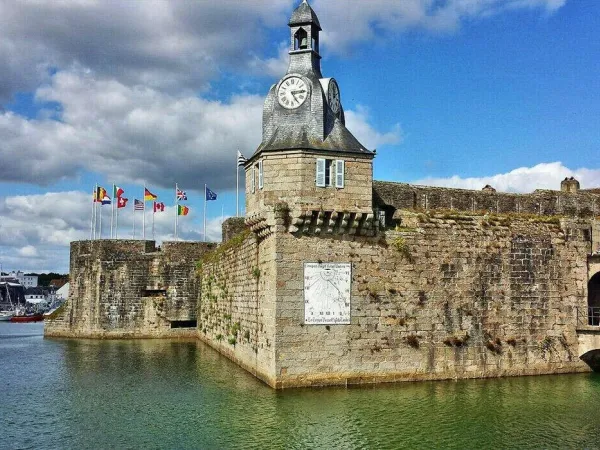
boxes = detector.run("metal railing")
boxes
[578,306,600,327]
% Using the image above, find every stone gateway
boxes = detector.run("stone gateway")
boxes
[46,0,600,388]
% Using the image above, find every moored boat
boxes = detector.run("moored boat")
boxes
[0,310,14,321]
[10,313,44,323]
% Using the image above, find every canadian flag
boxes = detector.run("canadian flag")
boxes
[153,201,165,212]
[117,197,128,209]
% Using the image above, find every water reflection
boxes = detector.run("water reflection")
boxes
[2,324,600,450]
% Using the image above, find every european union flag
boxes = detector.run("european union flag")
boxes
[206,187,217,201]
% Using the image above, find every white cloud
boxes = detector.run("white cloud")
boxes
[17,246,39,258]
[0,190,225,273]
[413,162,600,193]
[345,106,403,150]
[0,69,399,190]
[0,0,294,100]
[314,0,566,53]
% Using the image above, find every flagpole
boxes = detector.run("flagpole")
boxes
[152,202,155,240]
[115,199,119,239]
[204,184,207,242]
[90,185,95,240]
[143,185,146,240]
[175,183,178,241]
[99,200,103,239]
[110,184,115,239]
[93,185,98,240]
[133,199,136,239]
[236,156,239,217]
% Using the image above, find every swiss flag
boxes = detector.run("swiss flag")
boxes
[117,197,128,209]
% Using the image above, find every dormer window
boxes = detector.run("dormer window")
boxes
[294,28,308,50]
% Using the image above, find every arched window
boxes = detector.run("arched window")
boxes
[588,273,600,325]
[294,28,308,50]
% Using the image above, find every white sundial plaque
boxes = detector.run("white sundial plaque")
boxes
[304,262,351,325]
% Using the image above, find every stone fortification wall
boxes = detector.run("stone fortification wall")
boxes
[45,240,214,338]
[222,217,246,243]
[374,181,600,219]
[272,212,591,387]
[197,227,279,387]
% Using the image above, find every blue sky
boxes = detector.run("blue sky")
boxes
[0,0,598,273]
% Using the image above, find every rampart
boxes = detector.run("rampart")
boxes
[198,209,594,388]
[374,181,600,218]
[45,240,215,338]
[46,183,600,388]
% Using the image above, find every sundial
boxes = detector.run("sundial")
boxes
[304,262,351,324]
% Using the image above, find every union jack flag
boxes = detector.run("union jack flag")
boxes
[176,188,187,201]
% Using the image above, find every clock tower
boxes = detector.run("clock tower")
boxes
[245,0,375,229]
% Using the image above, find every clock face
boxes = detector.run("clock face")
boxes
[277,76,308,109]
[328,80,341,115]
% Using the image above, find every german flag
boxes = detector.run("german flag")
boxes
[144,188,157,201]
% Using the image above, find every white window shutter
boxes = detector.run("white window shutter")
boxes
[258,161,264,189]
[316,158,326,187]
[335,159,345,188]
[251,165,256,193]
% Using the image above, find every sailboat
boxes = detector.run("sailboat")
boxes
[0,282,15,321]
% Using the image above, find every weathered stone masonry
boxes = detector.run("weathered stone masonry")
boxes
[45,240,214,339]
[196,210,594,388]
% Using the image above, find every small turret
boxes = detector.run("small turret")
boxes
[561,177,580,193]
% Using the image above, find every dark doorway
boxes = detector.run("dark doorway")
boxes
[588,273,600,325]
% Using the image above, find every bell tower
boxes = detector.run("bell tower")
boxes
[287,0,322,78]
[245,0,375,228]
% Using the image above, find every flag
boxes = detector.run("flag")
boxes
[114,185,124,198]
[95,186,107,203]
[134,199,144,211]
[154,201,165,212]
[178,205,190,216]
[117,197,128,209]
[176,188,187,201]
[205,187,217,201]
[144,188,157,201]
[101,193,111,205]
[237,151,247,167]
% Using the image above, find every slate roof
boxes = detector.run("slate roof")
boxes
[257,120,373,155]
[289,0,321,29]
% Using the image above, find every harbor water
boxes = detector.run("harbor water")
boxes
[2,322,600,449]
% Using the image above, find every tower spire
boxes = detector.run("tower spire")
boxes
[288,0,322,77]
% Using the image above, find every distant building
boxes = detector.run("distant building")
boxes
[8,271,38,288]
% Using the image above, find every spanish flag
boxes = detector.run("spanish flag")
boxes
[144,188,157,201]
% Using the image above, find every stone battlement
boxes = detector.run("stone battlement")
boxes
[374,181,600,220]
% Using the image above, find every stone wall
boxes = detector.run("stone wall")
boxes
[271,212,591,387]
[197,229,279,387]
[45,240,214,338]
[374,181,600,219]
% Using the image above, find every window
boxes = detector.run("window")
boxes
[258,161,264,189]
[316,158,344,188]
[251,165,256,193]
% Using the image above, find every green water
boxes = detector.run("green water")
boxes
[2,323,600,449]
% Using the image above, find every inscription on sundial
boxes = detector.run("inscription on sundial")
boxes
[304,262,351,325]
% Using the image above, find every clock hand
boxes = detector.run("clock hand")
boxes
[291,90,306,94]
[291,92,299,103]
